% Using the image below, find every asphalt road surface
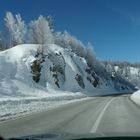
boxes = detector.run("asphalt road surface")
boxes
[1,94,140,138]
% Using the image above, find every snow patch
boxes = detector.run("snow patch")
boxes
[131,90,140,106]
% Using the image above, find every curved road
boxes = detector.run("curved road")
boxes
[1,94,140,138]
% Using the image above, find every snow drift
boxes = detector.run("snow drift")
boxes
[131,90,140,106]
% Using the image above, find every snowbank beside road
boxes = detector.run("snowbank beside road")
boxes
[131,90,140,106]
[0,91,86,121]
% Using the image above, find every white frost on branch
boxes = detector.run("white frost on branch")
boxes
[4,12,26,48]
[28,15,54,45]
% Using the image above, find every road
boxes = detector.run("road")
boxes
[1,94,140,138]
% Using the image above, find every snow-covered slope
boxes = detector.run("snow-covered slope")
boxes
[114,65,140,89]
[0,44,134,98]
[0,44,38,97]
[0,44,84,98]
[0,44,85,101]
[103,61,140,89]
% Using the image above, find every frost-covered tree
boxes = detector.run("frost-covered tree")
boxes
[85,43,111,80]
[4,12,26,47]
[4,12,15,48]
[14,14,26,45]
[0,38,4,51]
[28,15,54,45]
[86,42,96,67]
[47,15,54,32]
[55,31,86,57]
[55,31,71,48]
[0,32,5,51]
[69,34,86,57]
[124,66,130,78]
[106,63,113,73]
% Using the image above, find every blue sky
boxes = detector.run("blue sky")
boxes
[0,0,140,62]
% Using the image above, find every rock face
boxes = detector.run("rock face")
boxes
[29,44,135,93]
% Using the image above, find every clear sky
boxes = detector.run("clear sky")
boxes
[0,0,140,62]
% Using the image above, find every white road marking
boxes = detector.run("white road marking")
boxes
[90,97,116,133]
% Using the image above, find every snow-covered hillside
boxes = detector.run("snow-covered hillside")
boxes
[0,44,133,98]
[104,61,140,89]
[0,44,135,120]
